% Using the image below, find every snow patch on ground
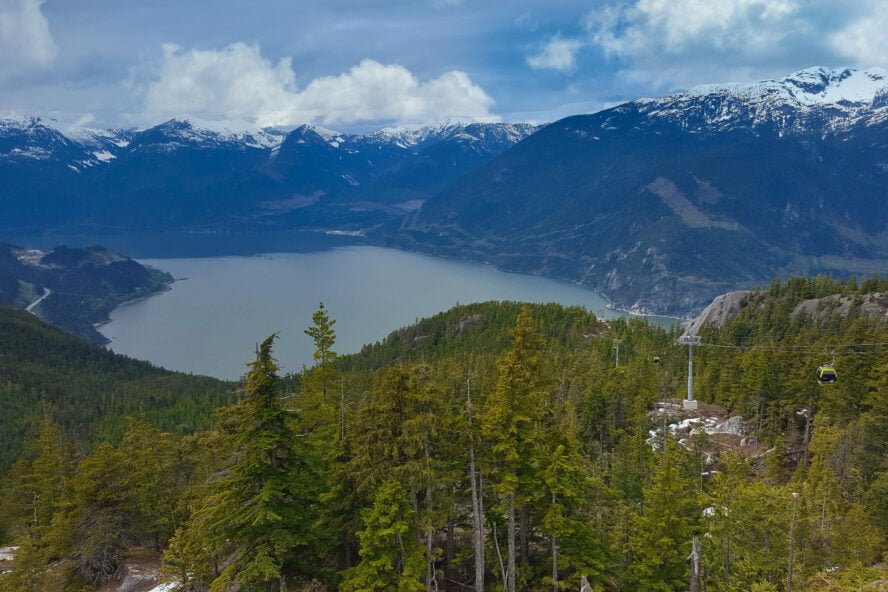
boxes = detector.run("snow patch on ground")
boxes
[648,400,751,453]
[93,150,115,162]
[0,546,17,562]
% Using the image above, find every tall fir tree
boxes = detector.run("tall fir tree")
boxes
[480,306,546,592]
[630,437,700,592]
[305,303,339,401]
[339,479,426,592]
[165,335,323,591]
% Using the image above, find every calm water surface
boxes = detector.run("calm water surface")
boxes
[100,247,672,380]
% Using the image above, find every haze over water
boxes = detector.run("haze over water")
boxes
[100,246,674,380]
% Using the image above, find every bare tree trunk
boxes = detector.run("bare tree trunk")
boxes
[508,493,517,592]
[520,501,529,567]
[493,521,507,589]
[467,377,485,591]
[580,575,593,592]
[426,523,435,592]
[725,537,731,585]
[690,536,702,592]
[425,440,438,592]
[445,519,454,566]
[801,406,811,470]
[340,372,346,442]
[551,533,558,592]
[551,491,559,592]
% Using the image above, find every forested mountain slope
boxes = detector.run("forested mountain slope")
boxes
[1,279,887,591]
[0,243,172,343]
[386,68,888,316]
[0,306,234,472]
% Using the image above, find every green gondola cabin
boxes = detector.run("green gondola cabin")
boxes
[816,364,837,385]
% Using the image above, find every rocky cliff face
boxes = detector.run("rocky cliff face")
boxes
[683,289,888,334]
[792,292,888,323]
[682,291,751,335]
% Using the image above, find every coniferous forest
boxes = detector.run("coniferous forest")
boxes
[1,276,887,591]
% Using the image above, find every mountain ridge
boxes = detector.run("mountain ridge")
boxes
[384,66,888,315]
[3,66,887,315]
[0,115,539,235]
[0,243,173,343]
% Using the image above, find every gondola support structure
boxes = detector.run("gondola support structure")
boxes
[679,335,701,410]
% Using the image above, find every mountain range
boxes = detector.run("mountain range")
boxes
[2,66,887,315]
[0,116,538,234]
[386,67,888,314]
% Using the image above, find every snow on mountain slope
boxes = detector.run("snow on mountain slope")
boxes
[2,113,537,169]
[130,118,285,152]
[364,121,538,151]
[636,67,888,133]
[0,116,94,167]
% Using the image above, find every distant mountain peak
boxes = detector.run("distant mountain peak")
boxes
[633,66,888,134]
[134,118,285,151]
[0,114,43,129]
[782,66,886,101]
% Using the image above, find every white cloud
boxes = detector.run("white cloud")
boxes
[135,43,297,127]
[133,43,498,128]
[294,60,498,126]
[584,0,806,88]
[830,2,888,67]
[587,0,800,56]
[527,36,583,72]
[0,0,57,80]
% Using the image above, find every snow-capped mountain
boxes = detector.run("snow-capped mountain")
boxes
[633,67,888,133]
[0,115,535,170]
[364,121,539,150]
[392,67,888,316]
[1,116,90,164]
[128,118,286,152]
[6,67,886,316]
[0,114,539,232]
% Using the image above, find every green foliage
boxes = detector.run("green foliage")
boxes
[0,243,174,345]
[295,302,342,440]
[0,306,233,473]
[164,334,324,590]
[340,480,426,592]
[340,300,602,371]
[2,279,888,591]
[630,438,701,592]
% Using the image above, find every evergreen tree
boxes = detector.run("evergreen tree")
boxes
[630,438,700,592]
[340,479,425,592]
[304,302,339,403]
[0,415,77,591]
[165,335,322,591]
[539,402,612,591]
[705,462,796,592]
[295,302,342,440]
[480,306,546,592]
[65,443,136,586]
[346,363,448,591]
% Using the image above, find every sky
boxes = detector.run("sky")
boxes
[1,0,886,132]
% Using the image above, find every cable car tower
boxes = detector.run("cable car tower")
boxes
[679,335,701,410]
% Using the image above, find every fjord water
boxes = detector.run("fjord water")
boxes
[100,246,670,380]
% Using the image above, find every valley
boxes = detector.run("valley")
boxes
[3,68,887,317]
[96,247,674,380]
[1,64,888,592]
